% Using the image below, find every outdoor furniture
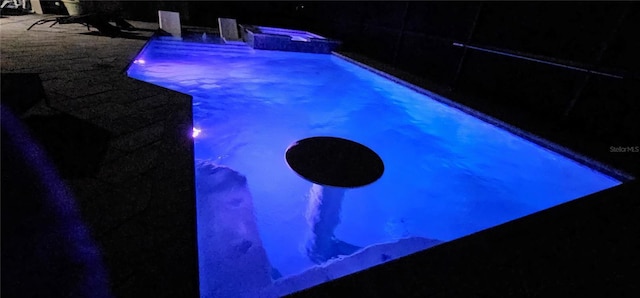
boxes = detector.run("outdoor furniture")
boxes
[218,17,243,43]
[158,10,181,38]
[26,13,134,37]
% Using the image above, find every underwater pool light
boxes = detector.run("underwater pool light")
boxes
[192,128,201,138]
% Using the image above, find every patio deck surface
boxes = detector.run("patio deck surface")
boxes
[1,13,198,297]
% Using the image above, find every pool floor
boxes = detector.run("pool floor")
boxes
[127,38,622,297]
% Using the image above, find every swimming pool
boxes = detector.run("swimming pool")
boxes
[127,37,625,297]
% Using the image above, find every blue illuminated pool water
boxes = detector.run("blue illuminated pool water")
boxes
[127,38,623,297]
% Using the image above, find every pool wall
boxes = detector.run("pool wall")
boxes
[240,25,341,54]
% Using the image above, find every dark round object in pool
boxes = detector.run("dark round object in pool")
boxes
[285,136,384,188]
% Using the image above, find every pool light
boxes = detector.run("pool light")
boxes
[192,128,201,138]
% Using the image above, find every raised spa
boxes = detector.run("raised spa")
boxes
[127,37,624,297]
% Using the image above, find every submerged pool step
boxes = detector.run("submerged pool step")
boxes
[152,39,252,48]
[146,46,256,57]
[149,40,255,54]
[149,41,253,50]
[147,47,256,57]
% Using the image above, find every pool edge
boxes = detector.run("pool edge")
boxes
[289,179,640,297]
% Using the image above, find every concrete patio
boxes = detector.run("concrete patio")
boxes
[1,13,198,297]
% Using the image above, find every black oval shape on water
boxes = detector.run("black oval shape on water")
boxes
[285,136,384,188]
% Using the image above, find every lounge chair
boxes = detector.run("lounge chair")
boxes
[218,17,244,44]
[26,12,134,38]
[158,10,181,38]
